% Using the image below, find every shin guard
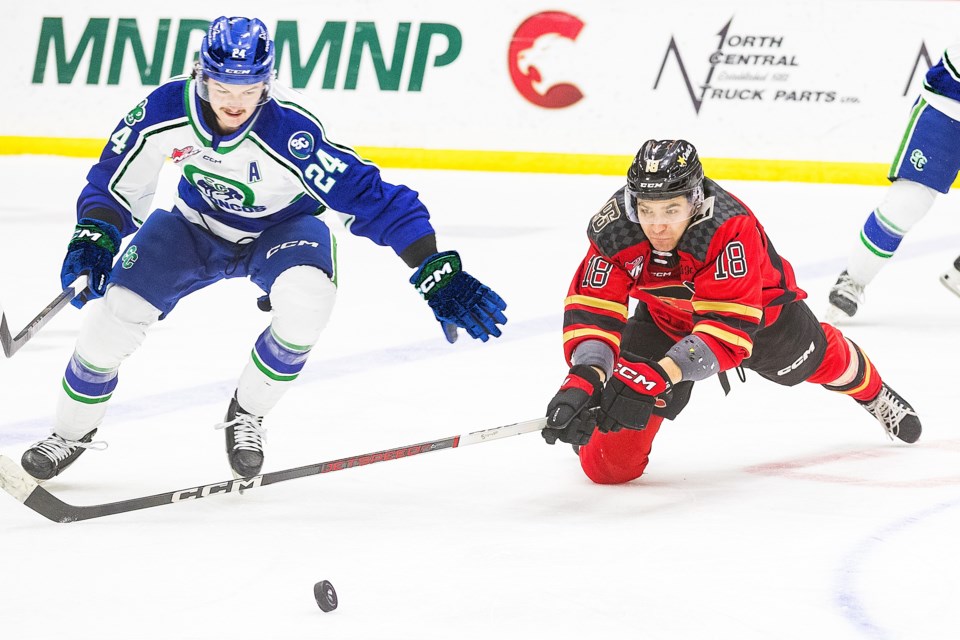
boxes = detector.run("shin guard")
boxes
[808,323,882,402]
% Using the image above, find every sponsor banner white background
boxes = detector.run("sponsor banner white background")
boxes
[6,0,959,162]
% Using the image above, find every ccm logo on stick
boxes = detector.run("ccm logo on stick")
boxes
[172,476,262,501]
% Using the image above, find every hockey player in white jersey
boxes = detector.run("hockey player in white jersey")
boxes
[827,43,960,321]
[20,16,508,481]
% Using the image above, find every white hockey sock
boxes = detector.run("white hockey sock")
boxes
[55,286,161,439]
[846,179,937,285]
[236,266,336,416]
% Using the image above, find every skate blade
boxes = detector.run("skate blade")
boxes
[824,304,853,325]
[940,271,960,299]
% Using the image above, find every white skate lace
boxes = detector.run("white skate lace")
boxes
[215,414,266,452]
[864,388,914,440]
[33,434,107,463]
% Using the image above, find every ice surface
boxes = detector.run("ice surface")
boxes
[0,156,958,640]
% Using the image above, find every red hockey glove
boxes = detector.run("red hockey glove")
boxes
[598,354,672,433]
[542,365,603,446]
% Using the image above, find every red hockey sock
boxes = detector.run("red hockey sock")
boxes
[578,415,664,485]
[808,322,882,402]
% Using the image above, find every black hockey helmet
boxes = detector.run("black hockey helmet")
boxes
[627,139,704,206]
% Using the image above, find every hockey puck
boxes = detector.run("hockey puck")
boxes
[314,580,338,612]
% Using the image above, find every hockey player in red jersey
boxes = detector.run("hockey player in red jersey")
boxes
[541,139,921,485]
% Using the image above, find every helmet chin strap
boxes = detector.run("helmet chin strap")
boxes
[623,194,640,224]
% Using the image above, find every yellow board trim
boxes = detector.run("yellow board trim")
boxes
[1,136,106,158]
[692,324,754,357]
[5,135,958,187]
[692,300,763,320]
[564,295,629,318]
[562,328,622,346]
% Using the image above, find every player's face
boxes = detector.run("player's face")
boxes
[636,195,695,251]
[206,80,265,133]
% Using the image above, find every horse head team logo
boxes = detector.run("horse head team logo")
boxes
[198,177,244,204]
[183,166,266,213]
[508,11,584,109]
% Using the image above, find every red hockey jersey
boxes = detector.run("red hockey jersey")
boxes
[563,178,806,372]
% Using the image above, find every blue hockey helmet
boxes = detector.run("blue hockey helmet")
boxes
[197,16,274,103]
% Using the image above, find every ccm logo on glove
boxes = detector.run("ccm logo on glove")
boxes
[74,228,107,243]
[416,261,455,295]
[613,362,670,394]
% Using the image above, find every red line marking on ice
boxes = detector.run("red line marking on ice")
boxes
[745,441,960,487]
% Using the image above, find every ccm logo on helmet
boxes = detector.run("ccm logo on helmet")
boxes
[614,363,659,391]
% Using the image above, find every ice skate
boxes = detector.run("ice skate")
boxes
[939,255,960,299]
[826,270,865,323]
[858,383,921,444]
[216,395,266,478]
[20,429,105,481]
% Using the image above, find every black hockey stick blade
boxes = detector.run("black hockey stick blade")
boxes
[0,276,89,358]
[0,416,547,523]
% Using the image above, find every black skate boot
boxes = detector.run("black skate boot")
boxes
[858,383,922,444]
[20,429,102,481]
[216,395,266,478]
[826,270,865,322]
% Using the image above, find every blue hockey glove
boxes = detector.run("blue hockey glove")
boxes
[60,218,122,309]
[410,251,507,344]
[597,354,672,433]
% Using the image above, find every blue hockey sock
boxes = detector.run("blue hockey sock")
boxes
[250,327,312,382]
[859,208,905,259]
[62,353,119,404]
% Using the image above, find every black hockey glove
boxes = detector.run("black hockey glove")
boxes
[60,218,122,309]
[597,353,672,433]
[410,251,507,344]
[542,365,603,446]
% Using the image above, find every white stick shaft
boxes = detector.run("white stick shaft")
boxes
[458,417,547,446]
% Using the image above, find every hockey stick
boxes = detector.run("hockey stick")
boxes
[0,275,89,358]
[0,416,547,523]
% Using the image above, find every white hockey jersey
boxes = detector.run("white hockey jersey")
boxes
[78,77,435,254]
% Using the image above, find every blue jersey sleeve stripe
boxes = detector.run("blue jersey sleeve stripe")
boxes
[272,98,376,167]
[943,48,960,83]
